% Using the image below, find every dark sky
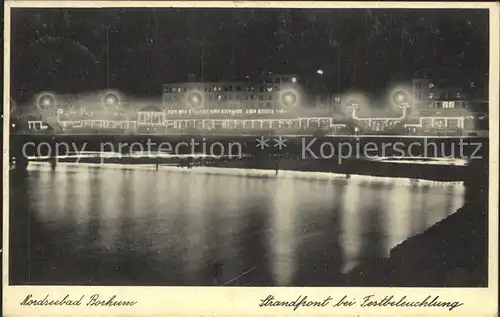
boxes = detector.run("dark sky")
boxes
[10,8,489,100]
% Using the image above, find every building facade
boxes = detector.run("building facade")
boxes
[162,74,302,114]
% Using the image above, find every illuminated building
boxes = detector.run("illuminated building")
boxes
[11,75,488,137]
[162,74,301,114]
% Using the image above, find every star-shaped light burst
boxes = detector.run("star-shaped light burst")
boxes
[256,136,269,150]
[274,136,288,150]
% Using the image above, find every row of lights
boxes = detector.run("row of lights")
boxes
[36,90,301,110]
[35,84,411,114]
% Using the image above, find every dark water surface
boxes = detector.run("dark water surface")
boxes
[10,164,464,286]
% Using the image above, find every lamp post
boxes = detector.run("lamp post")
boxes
[316,69,326,108]
[346,102,360,120]
[392,90,411,119]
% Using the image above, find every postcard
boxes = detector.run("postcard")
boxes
[3,1,498,316]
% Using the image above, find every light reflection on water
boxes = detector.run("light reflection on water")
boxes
[11,164,464,285]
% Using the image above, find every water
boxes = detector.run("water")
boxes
[10,164,464,286]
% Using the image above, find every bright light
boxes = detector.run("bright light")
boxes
[291,77,297,83]
[316,69,324,75]
[103,93,119,105]
[281,92,297,107]
[391,90,410,106]
[39,95,55,107]
[187,92,203,107]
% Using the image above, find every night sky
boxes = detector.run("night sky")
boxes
[10,8,489,101]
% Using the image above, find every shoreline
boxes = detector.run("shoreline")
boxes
[23,158,467,183]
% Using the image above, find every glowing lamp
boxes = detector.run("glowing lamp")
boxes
[36,93,56,110]
[281,91,297,107]
[103,93,120,105]
[39,95,55,107]
[187,92,203,107]
[391,90,411,115]
[392,91,409,105]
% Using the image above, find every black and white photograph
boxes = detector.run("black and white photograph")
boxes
[3,1,498,315]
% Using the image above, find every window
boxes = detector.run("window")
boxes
[259,87,264,92]
[229,95,233,101]
[442,101,455,109]
[236,86,242,91]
